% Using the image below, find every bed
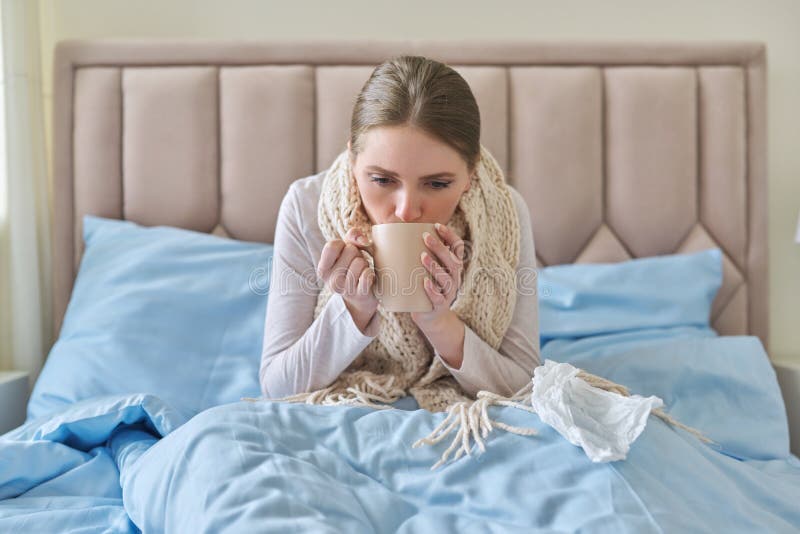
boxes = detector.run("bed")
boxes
[1,38,798,532]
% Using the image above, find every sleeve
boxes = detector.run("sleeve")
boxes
[259,184,381,398]
[434,188,541,398]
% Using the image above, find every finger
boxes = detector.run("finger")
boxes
[344,227,372,248]
[346,256,367,295]
[434,223,466,263]
[345,228,376,260]
[423,230,460,278]
[330,245,360,292]
[357,266,375,297]
[421,250,454,294]
[424,277,445,305]
[318,240,345,280]
[330,244,360,292]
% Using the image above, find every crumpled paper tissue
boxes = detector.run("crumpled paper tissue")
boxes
[530,359,664,462]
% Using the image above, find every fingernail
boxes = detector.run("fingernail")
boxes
[435,223,442,231]
[422,231,431,243]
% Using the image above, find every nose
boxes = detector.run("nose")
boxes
[395,191,422,222]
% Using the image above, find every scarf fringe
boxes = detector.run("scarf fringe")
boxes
[411,381,537,470]
[412,374,718,470]
[574,369,717,445]
[243,376,407,411]
[650,408,717,445]
[245,370,718,471]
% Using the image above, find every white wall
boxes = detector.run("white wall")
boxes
[37,0,800,361]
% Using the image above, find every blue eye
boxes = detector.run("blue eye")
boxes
[369,176,451,190]
[370,176,393,186]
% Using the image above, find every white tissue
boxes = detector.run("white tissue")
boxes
[530,359,664,462]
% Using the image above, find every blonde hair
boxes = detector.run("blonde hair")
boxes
[349,55,481,174]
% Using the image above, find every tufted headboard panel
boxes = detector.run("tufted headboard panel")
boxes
[51,39,768,351]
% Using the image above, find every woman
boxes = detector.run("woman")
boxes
[259,55,541,413]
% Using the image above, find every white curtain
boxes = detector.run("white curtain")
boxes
[0,0,52,383]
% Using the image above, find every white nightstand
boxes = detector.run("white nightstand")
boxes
[772,358,800,457]
[0,371,29,436]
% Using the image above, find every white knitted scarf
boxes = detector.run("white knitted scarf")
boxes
[249,144,715,470]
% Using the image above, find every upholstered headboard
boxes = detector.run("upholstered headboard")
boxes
[51,39,768,352]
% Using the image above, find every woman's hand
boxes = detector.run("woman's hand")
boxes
[317,228,378,334]
[411,222,466,329]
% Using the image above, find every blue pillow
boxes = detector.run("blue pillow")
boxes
[27,215,273,421]
[537,248,723,343]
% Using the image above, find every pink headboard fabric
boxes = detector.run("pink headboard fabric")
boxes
[50,39,768,351]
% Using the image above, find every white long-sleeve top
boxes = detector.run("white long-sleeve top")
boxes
[259,170,541,400]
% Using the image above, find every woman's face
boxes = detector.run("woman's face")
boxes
[349,125,473,225]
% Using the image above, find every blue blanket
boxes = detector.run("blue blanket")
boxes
[2,327,799,532]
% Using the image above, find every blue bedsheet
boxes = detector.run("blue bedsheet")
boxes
[2,326,799,532]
